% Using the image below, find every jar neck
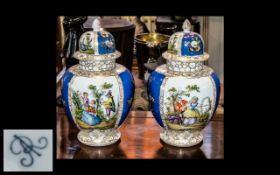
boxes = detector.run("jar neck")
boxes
[166,60,203,74]
[79,60,116,72]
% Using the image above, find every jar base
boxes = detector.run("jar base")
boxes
[160,129,203,147]
[77,129,121,147]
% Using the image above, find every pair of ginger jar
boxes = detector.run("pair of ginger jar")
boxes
[61,18,220,147]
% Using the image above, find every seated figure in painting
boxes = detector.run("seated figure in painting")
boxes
[80,92,101,126]
[183,96,200,126]
[81,110,101,126]
[88,99,96,114]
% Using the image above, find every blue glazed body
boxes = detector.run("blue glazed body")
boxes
[210,72,220,114]
[61,70,74,123]
[147,71,165,128]
[118,69,135,126]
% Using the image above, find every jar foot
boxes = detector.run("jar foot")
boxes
[77,129,121,147]
[160,129,203,147]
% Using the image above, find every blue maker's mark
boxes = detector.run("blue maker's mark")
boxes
[10,135,48,167]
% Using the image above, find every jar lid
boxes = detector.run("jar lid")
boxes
[74,17,121,61]
[162,19,209,62]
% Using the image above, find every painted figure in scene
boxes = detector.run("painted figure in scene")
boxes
[81,92,90,110]
[81,110,101,126]
[175,97,188,113]
[80,33,93,51]
[189,96,198,110]
[103,90,115,119]
[183,96,199,126]
[88,99,96,114]
[78,91,101,126]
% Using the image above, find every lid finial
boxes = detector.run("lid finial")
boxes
[92,17,101,32]
[182,19,191,33]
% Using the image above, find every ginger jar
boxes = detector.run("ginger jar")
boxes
[61,18,134,146]
[148,19,220,147]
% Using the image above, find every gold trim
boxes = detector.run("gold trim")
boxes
[159,76,168,129]
[74,50,121,61]
[93,31,99,55]
[156,64,212,79]
[114,71,124,128]
[177,32,184,55]
[69,64,126,77]
[160,129,203,147]
[163,51,209,63]
[77,129,121,146]
[79,60,116,72]
[68,75,81,130]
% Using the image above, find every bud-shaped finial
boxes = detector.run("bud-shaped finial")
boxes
[92,17,101,32]
[182,19,191,33]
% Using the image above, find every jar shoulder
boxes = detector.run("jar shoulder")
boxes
[152,64,216,79]
[67,64,128,78]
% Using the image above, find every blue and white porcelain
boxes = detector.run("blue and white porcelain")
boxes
[148,19,220,147]
[61,18,134,146]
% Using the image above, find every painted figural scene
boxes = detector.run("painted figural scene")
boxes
[71,82,118,129]
[164,84,212,130]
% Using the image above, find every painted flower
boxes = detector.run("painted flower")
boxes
[185,39,201,52]
[191,41,198,48]
[105,40,114,48]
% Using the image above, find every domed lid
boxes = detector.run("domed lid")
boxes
[74,17,121,61]
[162,19,209,62]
